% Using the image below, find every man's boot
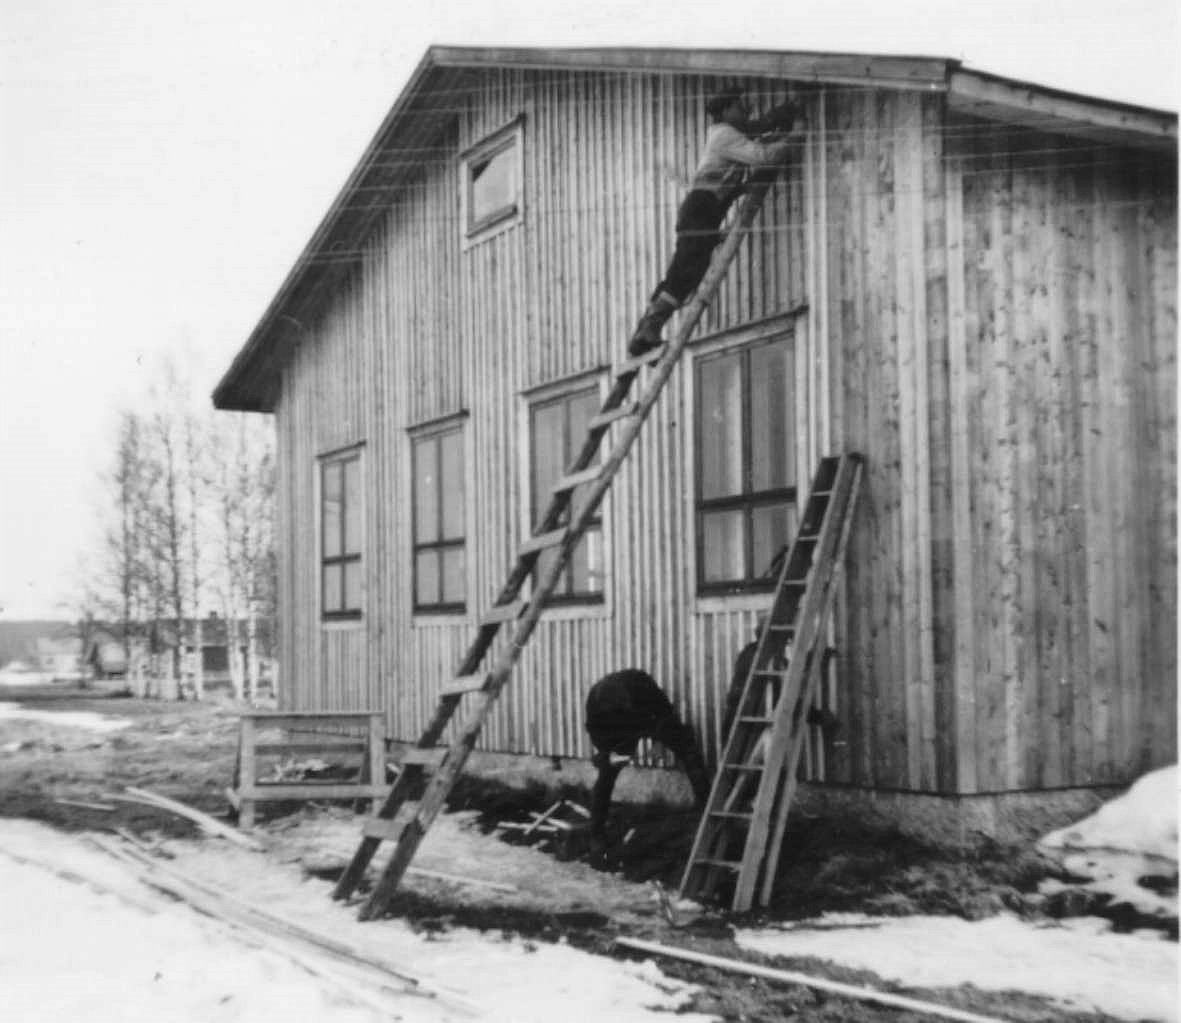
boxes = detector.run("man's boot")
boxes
[627,292,679,356]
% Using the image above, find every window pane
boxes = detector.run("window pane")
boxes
[752,503,797,579]
[470,142,516,226]
[698,353,743,499]
[343,559,362,612]
[322,462,342,558]
[416,551,439,607]
[702,509,745,584]
[439,428,465,540]
[343,458,362,555]
[441,547,466,604]
[750,341,793,492]
[323,563,342,613]
[535,546,561,592]
[567,388,600,519]
[413,437,439,544]
[531,400,565,520]
[571,529,604,595]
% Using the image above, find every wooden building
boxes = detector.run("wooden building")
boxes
[214,47,1177,809]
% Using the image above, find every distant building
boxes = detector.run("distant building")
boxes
[35,637,85,681]
[83,632,128,680]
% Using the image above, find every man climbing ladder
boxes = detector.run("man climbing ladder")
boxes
[332,87,804,922]
[629,86,802,355]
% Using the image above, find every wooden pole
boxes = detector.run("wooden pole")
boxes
[614,937,1012,1023]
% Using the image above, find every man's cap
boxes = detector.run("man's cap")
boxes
[706,85,745,119]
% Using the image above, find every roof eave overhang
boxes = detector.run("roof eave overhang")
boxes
[428,44,954,90]
[948,69,1178,153]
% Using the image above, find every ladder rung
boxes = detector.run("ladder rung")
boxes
[692,858,742,870]
[361,809,417,841]
[399,747,447,767]
[797,533,820,542]
[810,490,832,497]
[550,466,601,494]
[519,528,567,555]
[440,674,487,696]
[767,624,796,633]
[738,716,775,724]
[481,600,526,625]
[618,345,667,373]
[589,401,639,430]
[710,810,755,820]
[723,763,764,772]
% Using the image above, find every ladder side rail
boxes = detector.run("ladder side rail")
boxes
[355,169,789,919]
[706,457,833,776]
[751,644,825,905]
[730,455,858,910]
[679,459,835,892]
[757,461,862,906]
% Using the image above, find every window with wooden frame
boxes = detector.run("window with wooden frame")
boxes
[460,118,523,242]
[411,420,466,614]
[695,334,797,594]
[529,384,604,604]
[320,450,363,620]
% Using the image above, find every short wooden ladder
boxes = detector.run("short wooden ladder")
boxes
[680,453,863,912]
[227,710,389,828]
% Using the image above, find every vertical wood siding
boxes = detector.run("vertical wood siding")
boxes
[819,92,1175,792]
[271,66,1176,794]
[948,130,1177,790]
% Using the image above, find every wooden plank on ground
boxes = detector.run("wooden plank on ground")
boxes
[115,787,264,851]
[615,938,1011,1023]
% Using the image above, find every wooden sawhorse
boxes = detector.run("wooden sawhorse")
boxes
[227,710,389,829]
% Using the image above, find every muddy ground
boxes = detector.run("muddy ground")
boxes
[0,683,1161,1022]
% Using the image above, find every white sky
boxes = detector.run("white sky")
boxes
[1,0,1177,619]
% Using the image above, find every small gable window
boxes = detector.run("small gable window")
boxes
[461,118,523,243]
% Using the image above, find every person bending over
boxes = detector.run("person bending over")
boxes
[584,668,711,842]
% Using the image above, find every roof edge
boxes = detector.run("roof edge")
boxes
[948,68,1177,146]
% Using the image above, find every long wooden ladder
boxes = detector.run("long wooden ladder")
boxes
[680,452,863,913]
[332,164,789,921]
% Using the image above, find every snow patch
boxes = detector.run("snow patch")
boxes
[1039,765,1178,922]
[0,701,131,732]
[736,912,1178,1022]
[0,820,713,1023]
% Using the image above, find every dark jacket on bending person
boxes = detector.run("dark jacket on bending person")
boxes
[584,669,712,837]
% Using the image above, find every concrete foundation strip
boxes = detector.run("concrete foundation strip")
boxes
[614,937,1012,1023]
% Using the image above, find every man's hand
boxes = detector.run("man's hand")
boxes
[750,99,804,136]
